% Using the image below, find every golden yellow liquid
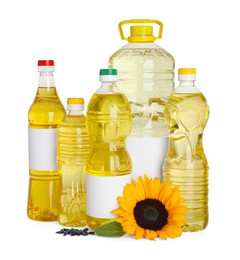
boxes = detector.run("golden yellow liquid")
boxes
[109,44,174,137]
[58,113,89,227]
[162,93,209,231]
[27,87,65,221]
[86,93,132,229]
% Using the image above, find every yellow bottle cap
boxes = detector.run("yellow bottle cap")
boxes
[128,26,155,43]
[178,68,196,75]
[67,98,84,105]
[118,19,163,43]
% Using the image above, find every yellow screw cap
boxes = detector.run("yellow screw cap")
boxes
[178,68,196,75]
[67,98,84,105]
[118,19,163,42]
[128,26,155,43]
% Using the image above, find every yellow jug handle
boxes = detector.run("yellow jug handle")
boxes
[118,19,163,41]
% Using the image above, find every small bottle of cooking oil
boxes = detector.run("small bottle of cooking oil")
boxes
[162,68,209,231]
[27,60,65,221]
[58,98,90,227]
[86,69,132,229]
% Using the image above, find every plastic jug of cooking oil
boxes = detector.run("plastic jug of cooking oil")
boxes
[109,19,174,180]
[86,69,132,229]
[27,60,65,221]
[162,68,209,231]
[58,98,90,227]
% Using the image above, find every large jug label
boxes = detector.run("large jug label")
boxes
[86,174,132,219]
[28,128,58,171]
[127,137,169,180]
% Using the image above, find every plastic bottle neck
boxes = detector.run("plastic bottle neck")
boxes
[96,81,118,94]
[68,110,83,116]
[179,80,195,87]
[38,72,55,88]
[175,80,200,93]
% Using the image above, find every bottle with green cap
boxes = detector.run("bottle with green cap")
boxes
[57,98,90,227]
[109,19,174,180]
[163,68,209,232]
[86,69,132,229]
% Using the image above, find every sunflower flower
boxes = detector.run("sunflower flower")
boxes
[112,175,187,240]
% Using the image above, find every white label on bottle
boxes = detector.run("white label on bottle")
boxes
[126,137,169,180]
[28,128,58,171]
[86,174,132,219]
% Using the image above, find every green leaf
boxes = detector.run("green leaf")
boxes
[94,221,125,237]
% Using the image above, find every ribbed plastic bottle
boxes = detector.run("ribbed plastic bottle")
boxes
[27,60,65,221]
[109,19,174,180]
[86,69,132,229]
[57,98,90,227]
[162,68,209,231]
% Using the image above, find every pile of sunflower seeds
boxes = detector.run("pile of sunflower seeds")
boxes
[56,227,95,236]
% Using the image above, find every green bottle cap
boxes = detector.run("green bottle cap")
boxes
[100,69,118,76]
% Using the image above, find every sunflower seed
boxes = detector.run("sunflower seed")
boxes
[56,227,95,236]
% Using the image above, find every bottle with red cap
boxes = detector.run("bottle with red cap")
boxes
[27,60,65,221]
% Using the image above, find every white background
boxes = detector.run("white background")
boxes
[0,0,238,259]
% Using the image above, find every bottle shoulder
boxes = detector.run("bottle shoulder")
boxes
[28,95,66,126]
[165,92,209,133]
[60,114,86,125]
[109,43,174,62]
[87,93,131,115]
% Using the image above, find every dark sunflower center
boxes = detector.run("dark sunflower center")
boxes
[133,199,168,231]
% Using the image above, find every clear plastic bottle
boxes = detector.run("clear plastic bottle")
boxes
[86,69,132,229]
[27,60,65,221]
[162,68,209,231]
[58,98,90,227]
[109,19,174,179]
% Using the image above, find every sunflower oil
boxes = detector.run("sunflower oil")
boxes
[27,60,65,221]
[86,69,132,229]
[58,98,90,227]
[162,68,209,231]
[109,19,174,179]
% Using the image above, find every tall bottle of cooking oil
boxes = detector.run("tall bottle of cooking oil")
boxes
[27,60,65,221]
[163,68,209,231]
[86,69,132,229]
[58,98,90,227]
[109,19,174,180]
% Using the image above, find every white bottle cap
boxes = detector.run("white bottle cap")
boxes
[178,68,196,81]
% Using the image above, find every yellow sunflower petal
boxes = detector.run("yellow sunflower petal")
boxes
[135,179,147,201]
[165,186,182,210]
[142,175,152,198]
[159,182,172,204]
[145,229,157,240]
[123,183,139,204]
[135,227,145,240]
[170,205,188,214]
[122,224,138,235]
[111,208,126,216]
[157,230,167,240]
[152,177,161,199]
[117,196,135,212]
[116,217,124,223]
[168,213,186,226]
[162,224,183,238]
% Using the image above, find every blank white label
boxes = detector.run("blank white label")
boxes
[86,174,132,219]
[28,128,58,171]
[127,137,169,180]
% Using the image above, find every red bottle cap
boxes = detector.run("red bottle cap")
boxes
[38,60,54,66]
